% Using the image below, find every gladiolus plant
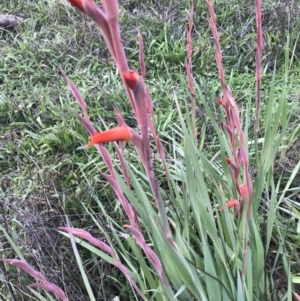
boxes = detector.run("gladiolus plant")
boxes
[56,0,298,300]
[2,0,298,300]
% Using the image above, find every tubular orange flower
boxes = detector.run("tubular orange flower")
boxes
[219,199,239,211]
[87,126,132,147]
[121,70,139,90]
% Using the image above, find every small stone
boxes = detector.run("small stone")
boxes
[0,15,23,29]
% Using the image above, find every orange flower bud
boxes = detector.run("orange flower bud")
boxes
[67,0,85,12]
[121,71,139,90]
[239,184,247,199]
[225,157,232,165]
[216,97,224,106]
[87,126,132,147]
[219,199,239,211]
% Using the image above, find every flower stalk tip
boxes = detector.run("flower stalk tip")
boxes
[87,126,132,147]
[0,259,47,283]
[29,283,68,301]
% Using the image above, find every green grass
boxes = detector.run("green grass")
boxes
[1,0,300,300]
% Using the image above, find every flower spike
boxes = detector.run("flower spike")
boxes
[87,126,132,147]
